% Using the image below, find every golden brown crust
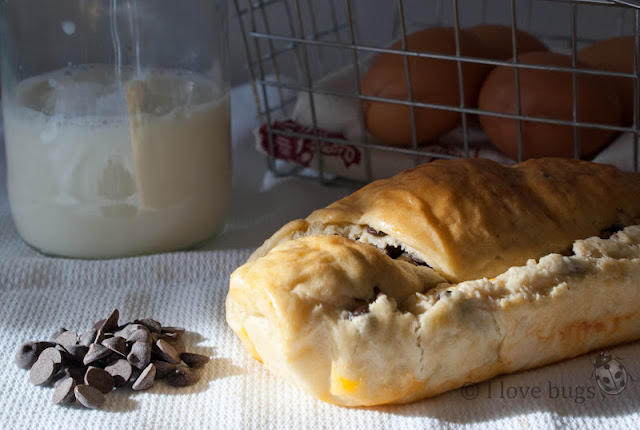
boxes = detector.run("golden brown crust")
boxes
[226,158,640,407]
[306,158,640,282]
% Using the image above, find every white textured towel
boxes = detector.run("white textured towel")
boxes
[1,83,639,430]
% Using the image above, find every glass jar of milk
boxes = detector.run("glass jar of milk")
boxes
[0,0,231,258]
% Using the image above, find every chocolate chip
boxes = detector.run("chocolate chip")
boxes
[155,339,182,364]
[83,343,112,365]
[348,287,387,319]
[101,336,127,356]
[158,333,185,354]
[384,245,403,259]
[97,354,120,368]
[92,319,106,331]
[64,344,89,362]
[180,353,210,369]
[135,318,161,334]
[75,384,105,409]
[53,366,84,387]
[104,359,133,387]
[560,247,575,256]
[54,331,78,349]
[127,341,151,370]
[29,357,58,386]
[166,365,200,387]
[40,347,64,365]
[161,326,186,336]
[53,368,73,387]
[78,330,97,347]
[49,328,67,342]
[350,305,369,318]
[132,363,156,391]
[366,226,387,237]
[95,329,106,345]
[126,328,151,344]
[15,342,55,370]
[84,366,115,394]
[410,254,429,266]
[114,324,143,339]
[99,309,120,333]
[52,377,76,405]
[157,331,179,341]
[152,361,177,380]
[600,224,625,239]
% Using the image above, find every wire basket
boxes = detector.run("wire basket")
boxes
[234,0,640,185]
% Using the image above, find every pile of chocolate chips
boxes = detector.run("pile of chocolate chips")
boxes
[15,309,209,409]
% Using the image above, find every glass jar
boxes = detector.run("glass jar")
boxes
[0,0,231,258]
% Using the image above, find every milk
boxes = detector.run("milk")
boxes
[3,65,231,258]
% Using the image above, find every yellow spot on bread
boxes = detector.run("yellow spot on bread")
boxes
[330,365,361,396]
[339,377,360,392]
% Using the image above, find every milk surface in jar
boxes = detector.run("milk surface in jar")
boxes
[3,65,231,258]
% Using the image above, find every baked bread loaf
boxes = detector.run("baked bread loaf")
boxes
[226,158,640,406]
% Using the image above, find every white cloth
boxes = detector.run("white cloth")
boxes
[0,83,639,430]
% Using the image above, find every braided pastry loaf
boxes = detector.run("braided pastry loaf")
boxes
[225,158,640,406]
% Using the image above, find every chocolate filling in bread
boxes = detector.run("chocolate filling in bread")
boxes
[600,224,625,239]
[349,287,385,319]
[370,223,630,270]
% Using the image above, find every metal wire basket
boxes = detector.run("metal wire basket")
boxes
[234,0,640,185]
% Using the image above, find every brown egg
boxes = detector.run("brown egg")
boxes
[361,27,492,147]
[466,24,548,61]
[578,36,637,125]
[478,51,622,160]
